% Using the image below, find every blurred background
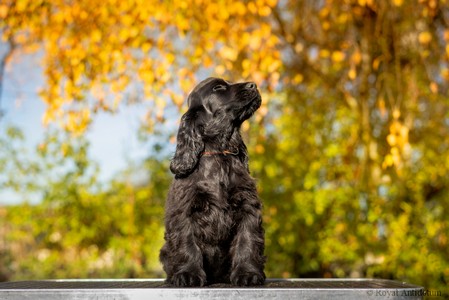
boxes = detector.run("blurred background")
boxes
[0,0,448,295]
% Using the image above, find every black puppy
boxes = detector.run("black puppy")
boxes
[160,77,265,287]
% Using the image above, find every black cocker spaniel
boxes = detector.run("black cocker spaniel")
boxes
[160,77,266,287]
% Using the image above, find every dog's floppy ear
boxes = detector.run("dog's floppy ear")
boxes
[170,106,205,178]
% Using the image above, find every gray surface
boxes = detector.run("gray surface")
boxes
[0,278,424,300]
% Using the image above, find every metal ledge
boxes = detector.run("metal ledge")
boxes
[0,278,424,300]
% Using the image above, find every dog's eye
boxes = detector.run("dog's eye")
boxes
[212,85,227,92]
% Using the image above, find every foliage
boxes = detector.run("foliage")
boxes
[1,0,449,295]
[1,128,169,279]
[1,0,279,134]
[245,0,449,292]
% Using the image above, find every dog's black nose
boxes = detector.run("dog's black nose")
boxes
[246,82,257,89]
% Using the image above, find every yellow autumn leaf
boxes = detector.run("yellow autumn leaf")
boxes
[155,96,166,109]
[219,46,238,61]
[378,97,387,118]
[348,68,357,80]
[242,59,252,73]
[418,31,432,44]
[259,5,272,16]
[331,51,345,63]
[441,68,449,80]
[232,2,247,15]
[60,142,70,157]
[91,29,102,43]
[430,82,438,94]
[387,134,397,146]
[217,6,230,20]
[15,33,28,44]
[320,49,331,58]
[293,73,304,84]
[119,28,129,41]
[372,57,381,70]
[255,144,265,154]
[42,110,55,126]
[391,146,400,157]
[0,4,8,18]
[165,52,176,64]
[180,77,194,94]
[382,154,394,169]
[338,13,349,24]
[319,6,330,18]
[399,125,409,141]
[171,93,184,108]
[264,0,278,7]
[248,34,262,50]
[392,109,401,120]
[247,1,258,14]
[141,42,152,53]
[351,50,362,65]
[294,42,304,53]
[15,0,30,12]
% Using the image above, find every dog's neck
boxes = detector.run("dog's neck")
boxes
[202,127,244,156]
[202,148,239,157]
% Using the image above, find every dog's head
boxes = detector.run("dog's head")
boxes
[170,77,261,178]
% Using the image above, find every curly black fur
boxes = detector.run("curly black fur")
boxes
[160,77,266,287]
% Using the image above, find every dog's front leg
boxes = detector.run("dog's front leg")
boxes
[229,192,266,286]
[160,220,206,287]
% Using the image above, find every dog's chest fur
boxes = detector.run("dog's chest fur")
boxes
[166,155,254,246]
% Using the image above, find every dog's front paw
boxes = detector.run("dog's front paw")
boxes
[230,271,265,286]
[171,271,206,287]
